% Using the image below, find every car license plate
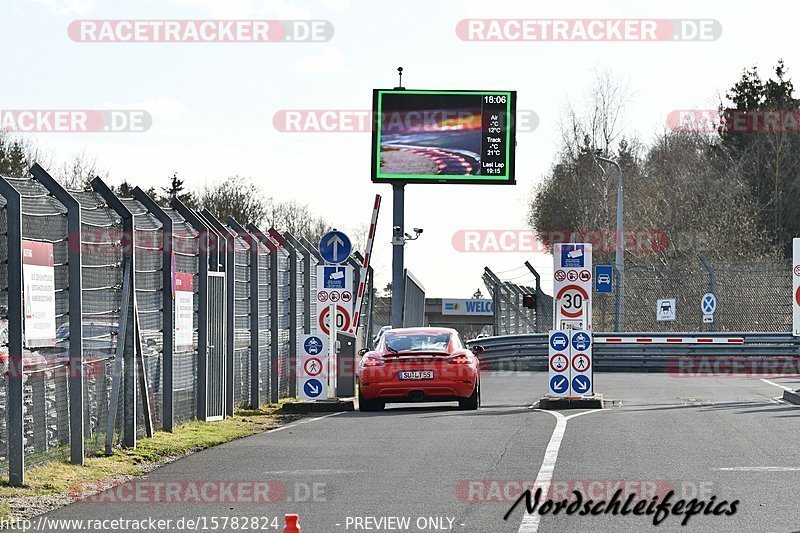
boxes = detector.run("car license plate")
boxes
[399,371,434,380]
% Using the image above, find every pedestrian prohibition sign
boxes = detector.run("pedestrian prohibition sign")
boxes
[304,357,323,377]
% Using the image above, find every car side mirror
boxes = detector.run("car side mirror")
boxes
[358,348,369,356]
[471,345,485,355]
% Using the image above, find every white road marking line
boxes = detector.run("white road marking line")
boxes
[266,412,343,434]
[719,466,800,472]
[760,378,795,392]
[262,469,362,475]
[518,409,606,533]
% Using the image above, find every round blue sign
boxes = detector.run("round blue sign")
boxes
[304,336,324,355]
[319,230,352,264]
[303,378,323,398]
[572,375,591,394]
[550,375,569,395]
[572,332,591,351]
[550,332,569,351]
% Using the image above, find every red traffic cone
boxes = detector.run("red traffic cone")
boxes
[284,514,301,533]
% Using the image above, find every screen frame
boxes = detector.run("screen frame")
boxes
[371,89,517,185]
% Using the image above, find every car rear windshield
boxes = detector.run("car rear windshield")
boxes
[383,332,451,353]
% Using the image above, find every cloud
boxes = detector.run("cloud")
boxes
[320,0,352,10]
[24,0,98,14]
[167,0,311,19]
[103,97,187,121]
[294,48,347,74]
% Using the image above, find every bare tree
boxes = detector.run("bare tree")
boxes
[199,175,269,225]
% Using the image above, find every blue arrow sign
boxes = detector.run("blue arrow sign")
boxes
[550,375,569,395]
[702,293,717,315]
[595,265,613,293]
[550,332,569,351]
[572,375,591,394]
[572,332,592,351]
[304,336,324,355]
[319,230,352,264]
[303,378,323,398]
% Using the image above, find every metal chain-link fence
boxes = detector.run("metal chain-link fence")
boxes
[0,164,377,485]
[597,259,792,332]
[483,258,794,334]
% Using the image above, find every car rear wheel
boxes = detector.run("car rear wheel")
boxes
[358,388,385,412]
[459,380,480,410]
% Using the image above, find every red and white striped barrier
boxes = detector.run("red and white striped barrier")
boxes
[347,194,381,335]
[596,336,745,344]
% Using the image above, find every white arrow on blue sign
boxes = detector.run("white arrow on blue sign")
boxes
[550,375,570,395]
[572,375,591,394]
[319,230,352,264]
[303,378,323,398]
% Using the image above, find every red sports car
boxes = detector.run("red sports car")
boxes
[356,327,483,411]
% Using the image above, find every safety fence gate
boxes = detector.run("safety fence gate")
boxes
[0,163,375,486]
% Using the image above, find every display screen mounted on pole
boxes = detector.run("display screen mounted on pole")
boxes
[371,89,517,185]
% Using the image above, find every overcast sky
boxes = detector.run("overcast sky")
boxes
[1,0,796,297]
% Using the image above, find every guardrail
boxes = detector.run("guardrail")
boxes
[467,332,800,372]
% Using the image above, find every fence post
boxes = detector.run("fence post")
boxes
[285,233,312,335]
[269,229,297,398]
[227,219,260,408]
[699,255,716,332]
[92,177,153,441]
[132,187,174,432]
[365,265,374,346]
[171,199,209,420]
[29,164,84,466]
[202,210,236,417]
[248,225,279,404]
[483,268,504,335]
[0,177,24,485]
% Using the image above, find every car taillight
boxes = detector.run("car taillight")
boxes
[448,354,470,364]
[361,356,385,367]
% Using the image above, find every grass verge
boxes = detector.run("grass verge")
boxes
[0,406,290,523]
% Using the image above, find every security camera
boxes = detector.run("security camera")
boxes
[393,226,402,232]
[413,228,423,234]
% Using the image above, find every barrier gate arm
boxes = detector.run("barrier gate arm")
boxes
[348,194,381,335]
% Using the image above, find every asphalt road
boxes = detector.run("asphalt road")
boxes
[34,373,800,533]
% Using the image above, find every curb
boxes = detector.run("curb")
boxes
[280,398,355,414]
[535,394,605,410]
[782,389,800,405]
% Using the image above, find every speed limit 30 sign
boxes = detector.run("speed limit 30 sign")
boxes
[553,243,593,330]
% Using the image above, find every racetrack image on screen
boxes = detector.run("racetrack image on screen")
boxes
[372,90,515,185]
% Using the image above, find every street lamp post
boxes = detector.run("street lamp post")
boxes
[594,151,625,331]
